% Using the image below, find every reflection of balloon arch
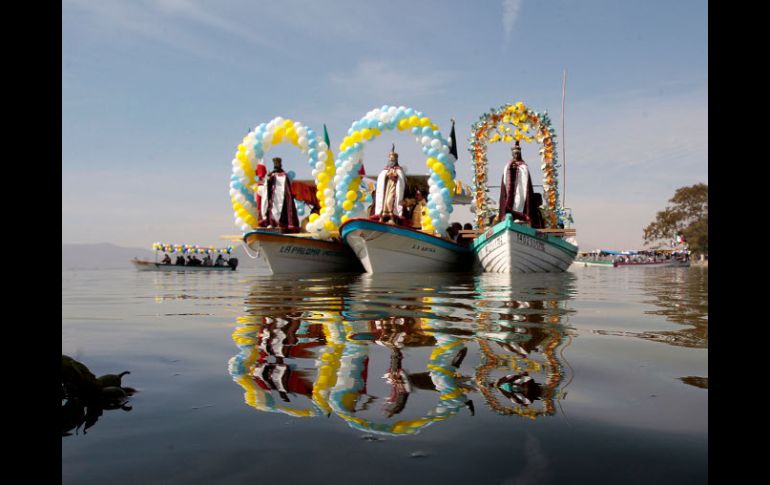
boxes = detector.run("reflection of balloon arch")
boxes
[333,105,457,235]
[327,321,469,436]
[468,102,563,230]
[475,326,566,419]
[228,117,337,238]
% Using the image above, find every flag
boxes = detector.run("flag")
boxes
[449,118,458,160]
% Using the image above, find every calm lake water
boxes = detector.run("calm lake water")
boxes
[62,265,707,484]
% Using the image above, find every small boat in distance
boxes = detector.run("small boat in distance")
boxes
[132,243,238,271]
[131,258,237,272]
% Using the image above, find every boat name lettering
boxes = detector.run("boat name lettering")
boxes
[516,233,545,252]
[279,245,323,257]
[411,244,437,253]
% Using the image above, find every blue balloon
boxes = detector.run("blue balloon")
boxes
[308,148,317,159]
[405,108,415,117]
[428,148,439,158]
[437,153,448,163]
[287,170,296,181]
[411,127,420,135]
[421,126,432,135]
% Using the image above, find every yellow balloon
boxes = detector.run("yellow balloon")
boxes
[342,200,353,211]
[283,119,294,128]
[318,172,329,183]
[341,215,349,223]
[361,128,372,140]
[351,131,362,143]
[324,220,335,231]
[408,115,420,126]
[309,213,319,222]
[346,191,357,201]
[397,119,409,131]
[419,117,431,127]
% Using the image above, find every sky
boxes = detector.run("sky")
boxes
[62,0,707,251]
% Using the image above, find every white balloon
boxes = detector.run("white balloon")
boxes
[274,117,284,126]
[232,158,240,167]
[298,136,308,147]
[440,146,449,154]
[318,151,327,162]
[318,142,328,151]
[421,136,431,146]
[311,169,319,177]
[431,139,441,149]
[325,197,334,206]
[324,189,334,197]
[316,161,325,170]
[234,167,245,177]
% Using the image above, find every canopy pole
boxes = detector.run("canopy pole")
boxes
[561,69,567,209]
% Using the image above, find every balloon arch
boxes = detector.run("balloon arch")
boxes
[468,102,565,230]
[332,105,458,236]
[228,117,338,238]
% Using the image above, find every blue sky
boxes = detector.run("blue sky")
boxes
[62,0,707,250]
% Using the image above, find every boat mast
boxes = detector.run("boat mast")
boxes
[561,69,567,210]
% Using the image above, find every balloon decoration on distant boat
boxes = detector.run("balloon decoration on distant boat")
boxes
[229,117,337,239]
[152,243,231,254]
[332,106,457,235]
[468,102,565,230]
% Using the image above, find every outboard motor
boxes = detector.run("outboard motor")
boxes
[228,257,239,270]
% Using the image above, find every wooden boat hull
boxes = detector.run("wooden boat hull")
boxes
[339,219,472,274]
[471,219,578,273]
[243,231,363,274]
[131,259,236,271]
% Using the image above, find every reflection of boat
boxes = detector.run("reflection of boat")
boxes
[340,219,472,274]
[242,230,363,274]
[131,258,237,271]
[472,214,578,273]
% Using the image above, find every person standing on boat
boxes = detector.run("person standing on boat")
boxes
[161,253,171,265]
[373,145,407,224]
[411,190,427,228]
[499,141,535,224]
[262,157,300,232]
[254,162,268,227]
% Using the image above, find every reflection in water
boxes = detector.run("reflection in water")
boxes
[229,273,576,435]
[62,355,137,436]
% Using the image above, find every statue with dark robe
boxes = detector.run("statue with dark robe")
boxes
[498,141,536,224]
[373,145,406,224]
[262,157,299,232]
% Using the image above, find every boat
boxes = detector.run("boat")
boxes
[574,250,619,268]
[131,258,237,272]
[614,258,690,268]
[242,229,363,274]
[471,214,578,273]
[467,101,578,273]
[339,218,472,274]
[132,243,238,272]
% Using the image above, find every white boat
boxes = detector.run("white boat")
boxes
[131,258,237,272]
[471,214,578,273]
[339,218,473,274]
[242,230,363,274]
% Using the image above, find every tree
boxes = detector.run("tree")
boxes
[643,183,708,255]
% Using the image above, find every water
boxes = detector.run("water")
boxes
[62,266,707,484]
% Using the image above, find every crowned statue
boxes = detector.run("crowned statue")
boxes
[373,145,407,224]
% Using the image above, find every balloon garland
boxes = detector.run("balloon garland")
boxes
[333,105,457,236]
[229,117,337,239]
[152,242,231,254]
[468,102,565,230]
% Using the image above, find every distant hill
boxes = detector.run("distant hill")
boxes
[62,242,269,272]
[62,243,156,270]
